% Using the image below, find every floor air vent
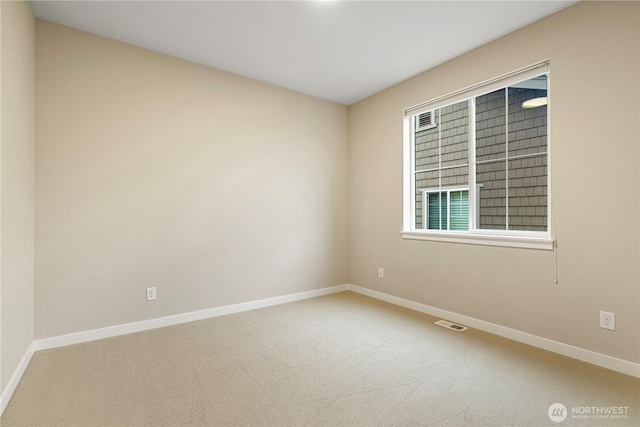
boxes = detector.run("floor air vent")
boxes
[435,320,468,331]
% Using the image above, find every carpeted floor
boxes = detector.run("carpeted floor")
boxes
[2,291,638,426]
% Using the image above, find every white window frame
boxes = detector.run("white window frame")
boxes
[402,61,553,250]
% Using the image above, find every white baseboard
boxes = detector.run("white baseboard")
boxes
[35,284,348,351]
[1,341,35,416]
[346,284,640,378]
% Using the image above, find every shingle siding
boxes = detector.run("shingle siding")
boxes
[414,87,547,231]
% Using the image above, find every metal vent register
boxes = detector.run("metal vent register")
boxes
[415,110,436,131]
[435,319,468,331]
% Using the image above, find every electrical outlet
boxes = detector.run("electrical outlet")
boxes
[599,311,615,331]
[146,287,157,301]
[378,268,384,279]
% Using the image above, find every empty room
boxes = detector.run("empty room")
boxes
[1,0,639,426]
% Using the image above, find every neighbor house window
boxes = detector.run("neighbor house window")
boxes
[423,188,469,231]
[402,61,552,250]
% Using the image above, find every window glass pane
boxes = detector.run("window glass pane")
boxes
[415,124,439,171]
[508,76,547,157]
[440,100,469,190]
[439,101,469,170]
[442,165,469,188]
[476,160,507,230]
[476,88,506,163]
[427,192,447,230]
[508,154,547,231]
[415,170,438,229]
[414,100,469,230]
[450,190,469,231]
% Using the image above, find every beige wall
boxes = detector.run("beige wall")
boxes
[348,1,639,363]
[35,21,349,339]
[0,1,36,393]
[19,1,640,368]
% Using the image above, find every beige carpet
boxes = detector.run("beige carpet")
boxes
[2,291,638,426]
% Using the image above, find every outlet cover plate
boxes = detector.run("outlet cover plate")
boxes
[146,287,157,301]
[600,310,615,331]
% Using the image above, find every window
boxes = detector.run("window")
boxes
[402,62,553,250]
[423,188,469,231]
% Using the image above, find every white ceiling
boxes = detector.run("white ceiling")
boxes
[31,1,577,105]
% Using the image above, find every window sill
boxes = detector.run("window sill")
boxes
[401,230,554,250]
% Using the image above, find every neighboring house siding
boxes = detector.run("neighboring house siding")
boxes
[507,88,547,231]
[414,101,468,229]
[414,88,547,231]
